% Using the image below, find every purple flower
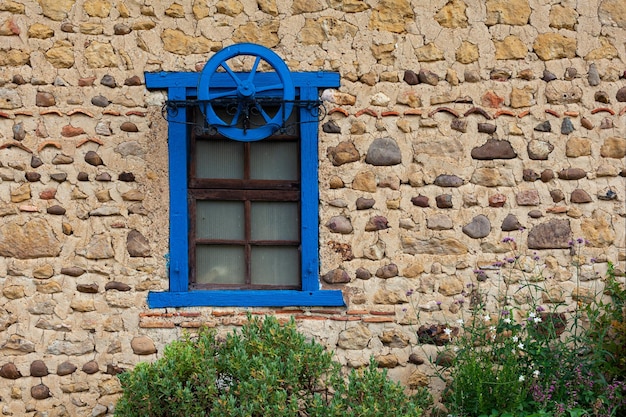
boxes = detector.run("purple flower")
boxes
[536,305,545,312]
[506,257,515,263]
[577,237,584,244]
[502,236,515,243]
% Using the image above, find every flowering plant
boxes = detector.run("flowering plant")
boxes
[412,237,625,417]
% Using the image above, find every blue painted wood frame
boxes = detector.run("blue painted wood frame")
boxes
[145,69,344,308]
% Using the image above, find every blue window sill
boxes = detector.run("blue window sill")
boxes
[148,289,345,308]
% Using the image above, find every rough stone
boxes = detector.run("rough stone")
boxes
[427,214,454,230]
[0,363,21,379]
[550,5,578,29]
[528,219,571,249]
[558,168,586,180]
[327,142,359,166]
[471,139,517,160]
[337,325,371,349]
[571,189,592,203]
[533,34,576,60]
[0,219,61,259]
[365,137,402,166]
[131,336,157,355]
[550,189,565,203]
[38,0,76,20]
[411,195,429,207]
[368,0,413,33]
[599,0,626,28]
[456,41,479,64]
[545,84,582,104]
[486,0,530,25]
[527,140,554,160]
[57,361,77,376]
[365,216,389,231]
[31,384,51,399]
[462,215,491,239]
[416,43,444,62]
[326,216,353,234]
[402,237,468,255]
[489,193,507,207]
[494,36,527,60]
[566,137,591,157]
[434,174,464,187]
[352,171,377,192]
[436,194,453,208]
[84,42,117,68]
[516,190,540,206]
[30,360,49,377]
[501,214,522,231]
[162,28,221,55]
[600,137,626,158]
[534,121,551,132]
[323,269,350,284]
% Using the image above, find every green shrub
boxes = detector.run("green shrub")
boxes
[115,315,429,417]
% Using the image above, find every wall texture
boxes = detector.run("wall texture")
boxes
[0,0,625,415]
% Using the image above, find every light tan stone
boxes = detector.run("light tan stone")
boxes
[0,50,30,66]
[372,43,395,65]
[510,86,535,108]
[131,336,157,355]
[84,0,111,17]
[416,43,444,62]
[550,5,577,30]
[330,0,369,13]
[11,184,30,203]
[79,22,104,35]
[70,299,96,312]
[257,0,278,15]
[0,1,25,13]
[193,0,210,18]
[36,280,63,294]
[33,264,54,279]
[401,236,468,255]
[217,0,243,16]
[533,34,576,61]
[566,137,591,157]
[165,3,185,17]
[162,28,221,55]
[0,219,61,259]
[601,137,626,158]
[3,285,25,299]
[485,0,531,25]
[28,23,54,39]
[337,324,371,349]
[581,211,616,247]
[585,37,619,60]
[408,369,430,388]
[599,0,626,28]
[117,2,130,18]
[233,21,279,47]
[352,171,377,192]
[435,0,468,28]
[369,0,414,33]
[85,41,117,68]
[292,0,324,13]
[132,20,156,30]
[37,0,76,21]
[45,40,74,68]
[438,276,464,296]
[456,41,478,64]
[494,35,527,60]
[403,262,425,278]
[373,288,407,304]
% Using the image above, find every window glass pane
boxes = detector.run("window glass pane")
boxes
[251,247,300,286]
[196,245,245,285]
[196,201,244,240]
[196,139,244,179]
[251,202,299,241]
[250,141,298,180]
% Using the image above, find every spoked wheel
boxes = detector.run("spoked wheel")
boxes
[197,43,295,141]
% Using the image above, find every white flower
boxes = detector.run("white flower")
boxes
[456,318,464,325]
[517,342,524,350]
[532,370,540,379]
[533,317,542,324]
[518,375,525,382]
[489,326,496,332]
[528,311,537,318]
[503,318,512,324]
[444,327,452,336]
[512,335,519,342]
[484,314,491,322]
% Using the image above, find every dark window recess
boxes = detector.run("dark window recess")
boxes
[188,108,302,290]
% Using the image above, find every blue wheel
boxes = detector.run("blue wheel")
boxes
[198,43,295,141]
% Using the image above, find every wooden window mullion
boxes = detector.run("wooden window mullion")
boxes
[244,199,252,286]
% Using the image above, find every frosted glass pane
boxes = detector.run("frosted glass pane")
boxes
[251,202,299,241]
[196,140,244,179]
[251,247,299,286]
[196,201,244,240]
[196,245,245,285]
[250,141,298,180]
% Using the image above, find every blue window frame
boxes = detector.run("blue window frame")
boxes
[144,55,344,308]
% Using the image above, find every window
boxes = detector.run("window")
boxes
[145,45,344,307]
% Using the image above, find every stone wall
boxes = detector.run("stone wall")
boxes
[0,0,625,415]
